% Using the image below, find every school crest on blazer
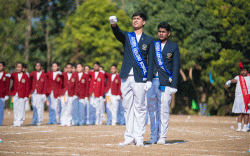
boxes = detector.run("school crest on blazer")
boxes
[57,77,60,82]
[97,78,101,82]
[2,77,6,81]
[166,53,172,59]
[115,79,118,83]
[71,78,75,82]
[21,79,26,83]
[142,44,147,51]
[40,78,44,82]
[81,79,85,83]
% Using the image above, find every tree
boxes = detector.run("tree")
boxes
[54,0,132,70]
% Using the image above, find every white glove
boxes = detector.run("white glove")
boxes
[170,88,178,94]
[57,71,62,75]
[109,16,117,24]
[73,95,78,100]
[24,97,28,101]
[144,81,152,91]
[5,74,11,78]
[225,80,231,86]
[117,95,121,100]
[4,96,9,101]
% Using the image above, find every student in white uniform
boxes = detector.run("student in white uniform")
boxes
[226,64,250,132]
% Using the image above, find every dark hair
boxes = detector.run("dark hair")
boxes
[85,65,90,68]
[111,64,117,68]
[66,63,73,67]
[52,62,60,66]
[23,63,27,69]
[94,62,101,66]
[132,12,147,21]
[36,61,43,67]
[158,22,171,31]
[0,62,5,67]
[100,66,104,70]
[76,63,83,67]
[17,62,24,67]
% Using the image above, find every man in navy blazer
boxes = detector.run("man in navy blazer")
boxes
[146,22,180,145]
[109,12,155,147]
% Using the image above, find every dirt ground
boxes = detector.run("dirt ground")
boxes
[0,110,249,156]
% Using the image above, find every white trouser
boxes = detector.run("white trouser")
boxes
[90,96,103,125]
[25,99,30,111]
[107,95,119,125]
[106,98,112,125]
[147,78,172,141]
[13,96,26,126]
[117,99,125,125]
[100,97,105,119]
[60,95,73,125]
[121,76,147,143]
[0,98,5,125]
[72,97,87,125]
[48,92,59,124]
[87,97,94,125]
[31,93,45,124]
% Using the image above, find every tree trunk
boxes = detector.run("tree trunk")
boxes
[46,0,51,71]
[24,0,32,63]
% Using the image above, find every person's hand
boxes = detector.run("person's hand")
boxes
[73,95,78,100]
[24,97,28,101]
[170,88,178,94]
[57,71,62,75]
[4,96,9,101]
[144,81,152,91]
[109,16,117,26]
[117,95,121,100]
[5,74,11,78]
[225,80,231,87]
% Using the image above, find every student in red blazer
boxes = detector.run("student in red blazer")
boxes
[29,62,47,126]
[104,64,122,125]
[9,63,30,126]
[72,63,90,125]
[46,62,63,125]
[0,62,10,126]
[89,62,105,125]
[60,63,77,126]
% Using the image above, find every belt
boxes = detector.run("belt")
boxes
[153,75,159,78]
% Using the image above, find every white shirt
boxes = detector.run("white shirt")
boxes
[67,73,72,80]
[111,74,116,81]
[95,72,99,79]
[37,71,42,80]
[0,72,3,80]
[18,73,23,82]
[78,72,83,81]
[234,76,250,96]
[53,71,60,80]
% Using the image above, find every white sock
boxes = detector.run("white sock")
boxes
[243,124,248,129]
[238,123,242,129]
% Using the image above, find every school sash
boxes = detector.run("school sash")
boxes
[154,40,173,82]
[239,75,250,112]
[128,32,148,81]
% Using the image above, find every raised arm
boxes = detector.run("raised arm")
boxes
[109,16,126,44]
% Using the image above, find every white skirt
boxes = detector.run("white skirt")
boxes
[232,96,250,114]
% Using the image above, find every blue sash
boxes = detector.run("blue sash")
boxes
[128,32,148,81]
[154,40,172,82]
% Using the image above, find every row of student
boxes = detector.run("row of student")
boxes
[0,61,124,127]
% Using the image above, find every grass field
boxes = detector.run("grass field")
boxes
[0,110,249,156]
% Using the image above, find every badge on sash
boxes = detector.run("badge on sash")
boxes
[115,79,118,83]
[97,78,101,82]
[142,44,147,51]
[166,53,172,59]
[72,78,75,82]
[3,77,6,81]
[81,79,85,83]
[21,79,26,83]
[57,77,60,82]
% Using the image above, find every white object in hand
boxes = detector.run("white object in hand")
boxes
[144,81,152,91]
[109,16,117,24]
[225,80,231,86]
[170,88,178,94]
[4,96,9,101]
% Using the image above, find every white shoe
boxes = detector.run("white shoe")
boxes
[236,128,242,132]
[145,139,157,144]
[119,138,135,146]
[242,125,248,132]
[136,142,144,147]
[157,139,166,145]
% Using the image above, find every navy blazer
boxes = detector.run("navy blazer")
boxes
[153,40,180,89]
[112,25,155,83]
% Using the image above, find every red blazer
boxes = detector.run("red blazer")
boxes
[89,72,105,98]
[30,71,47,95]
[61,72,77,97]
[0,72,10,98]
[104,73,122,96]
[74,72,90,99]
[46,71,63,98]
[9,73,30,98]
